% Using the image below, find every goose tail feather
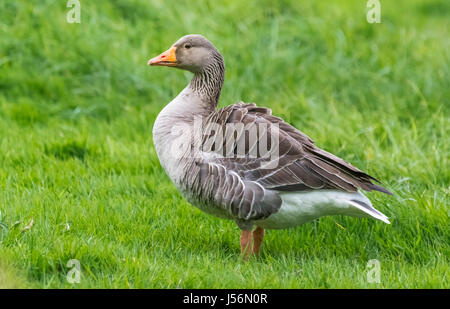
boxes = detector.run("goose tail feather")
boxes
[349,199,390,224]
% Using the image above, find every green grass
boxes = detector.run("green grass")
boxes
[0,0,449,288]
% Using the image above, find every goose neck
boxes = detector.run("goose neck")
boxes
[189,52,225,108]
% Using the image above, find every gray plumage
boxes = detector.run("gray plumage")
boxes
[150,34,391,231]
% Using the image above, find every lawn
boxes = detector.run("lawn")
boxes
[0,0,448,288]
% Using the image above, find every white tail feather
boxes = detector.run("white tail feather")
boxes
[347,200,390,224]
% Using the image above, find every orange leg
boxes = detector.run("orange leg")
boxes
[252,226,265,256]
[240,230,253,260]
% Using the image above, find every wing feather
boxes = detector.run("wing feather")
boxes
[195,102,391,222]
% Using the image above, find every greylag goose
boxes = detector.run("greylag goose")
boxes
[148,34,392,258]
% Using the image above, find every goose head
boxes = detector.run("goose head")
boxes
[148,34,223,74]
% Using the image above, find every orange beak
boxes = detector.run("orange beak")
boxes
[148,46,177,66]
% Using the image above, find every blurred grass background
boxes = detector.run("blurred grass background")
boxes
[0,0,448,288]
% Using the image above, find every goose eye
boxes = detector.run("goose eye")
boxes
[184,44,192,49]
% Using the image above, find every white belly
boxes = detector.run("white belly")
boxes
[255,190,389,229]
